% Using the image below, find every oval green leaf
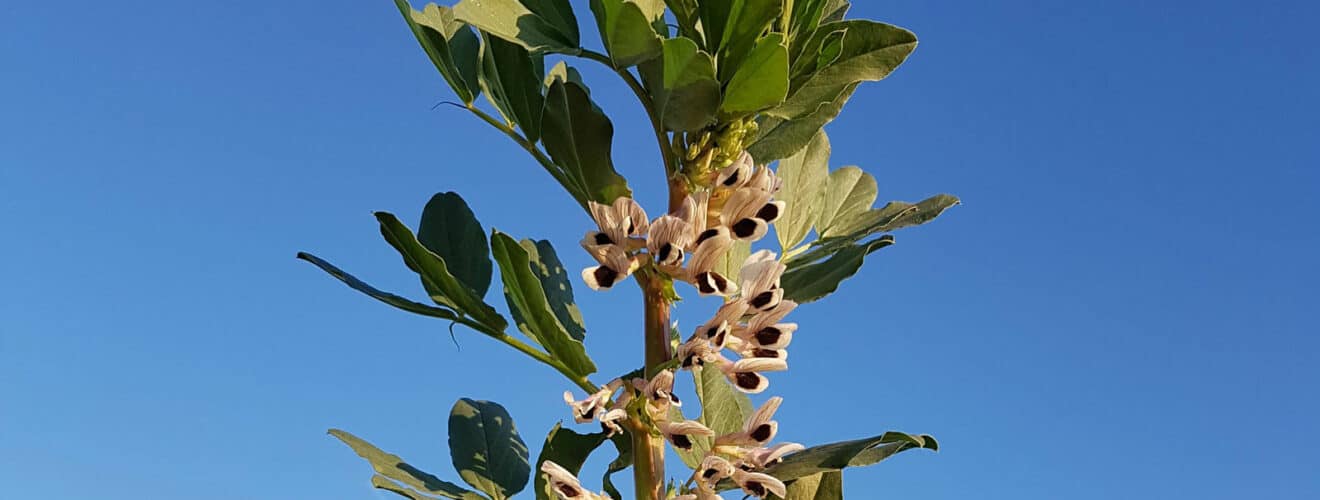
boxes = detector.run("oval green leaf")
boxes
[448,398,532,500]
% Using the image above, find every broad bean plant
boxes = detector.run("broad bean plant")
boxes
[300,1,957,498]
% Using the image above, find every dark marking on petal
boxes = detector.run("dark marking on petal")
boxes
[593,266,619,288]
[722,169,741,186]
[657,243,673,263]
[593,232,613,245]
[697,272,717,294]
[746,481,767,497]
[732,218,760,239]
[752,348,780,358]
[735,372,762,390]
[750,423,773,442]
[702,468,719,479]
[755,203,780,222]
[754,327,781,346]
[748,291,776,309]
[709,273,730,292]
[671,434,693,450]
[696,228,721,245]
[558,483,582,497]
[712,330,726,347]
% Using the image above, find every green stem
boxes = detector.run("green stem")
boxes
[578,50,680,178]
[454,316,598,395]
[465,105,590,209]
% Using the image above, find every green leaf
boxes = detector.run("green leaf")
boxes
[491,231,597,376]
[519,0,581,45]
[543,61,587,91]
[713,239,751,284]
[297,252,459,321]
[695,1,733,54]
[775,471,843,500]
[748,83,855,161]
[716,0,783,81]
[417,192,494,299]
[541,78,633,204]
[533,424,609,500]
[771,20,917,119]
[448,398,532,500]
[721,33,789,115]
[676,364,754,468]
[519,239,587,341]
[329,429,483,500]
[826,194,961,241]
[814,165,878,239]
[601,433,632,499]
[761,432,937,484]
[589,0,664,67]
[719,432,936,491]
[478,34,546,141]
[780,235,894,303]
[774,130,830,252]
[820,0,850,23]
[648,36,721,132]
[377,212,508,330]
[395,1,482,104]
[453,0,579,54]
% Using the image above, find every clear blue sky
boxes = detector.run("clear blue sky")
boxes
[3,1,1317,499]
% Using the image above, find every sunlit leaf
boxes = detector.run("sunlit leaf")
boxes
[541,79,633,204]
[774,470,843,500]
[394,1,482,104]
[453,0,579,54]
[296,252,459,321]
[589,0,664,67]
[519,239,586,341]
[749,83,855,161]
[774,130,830,251]
[329,429,483,500]
[492,231,597,376]
[771,20,917,119]
[533,424,609,500]
[780,235,893,303]
[377,212,508,330]
[815,165,877,238]
[721,33,789,115]
[478,34,546,141]
[448,398,531,500]
[644,36,721,132]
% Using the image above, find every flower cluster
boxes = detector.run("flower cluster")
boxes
[547,152,802,499]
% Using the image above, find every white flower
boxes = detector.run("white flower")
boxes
[684,227,738,296]
[695,454,736,486]
[647,215,693,268]
[639,369,681,410]
[598,407,627,437]
[737,250,786,311]
[719,188,779,241]
[717,397,782,447]
[541,461,612,500]
[580,244,641,290]
[718,357,787,393]
[674,192,710,249]
[715,151,755,189]
[731,469,786,498]
[695,300,749,349]
[743,442,805,469]
[562,386,616,424]
[658,419,714,451]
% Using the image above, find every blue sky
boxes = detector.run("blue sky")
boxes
[2,1,1317,499]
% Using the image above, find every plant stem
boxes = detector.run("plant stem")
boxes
[464,105,590,209]
[632,274,672,500]
[454,317,598,395]
[578,50,680,178]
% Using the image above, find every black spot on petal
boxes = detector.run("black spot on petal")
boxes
[593,266,619,288]
[755,203,780,222]
[752,348,781,358]
[732,218,760,238]
[671,434,693,450]
[735,372,761,390]
[593,232,613,245]
[722,169,741,186]
[696,228,721,245]
[748,291,776,309]
[702,468,719,479]
[746,481,767,497]
[754,327,781,346]
[750,423,773,442]
[558,484,582,497]
[657,243,673,263]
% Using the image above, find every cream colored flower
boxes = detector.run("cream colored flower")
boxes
[718,357,787,393]
[717,396,782,447]
[540,461,612,500]
[646,215,693,268]
[659,419,714,451]
[737,250,786,311]
[731,469,786,498]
